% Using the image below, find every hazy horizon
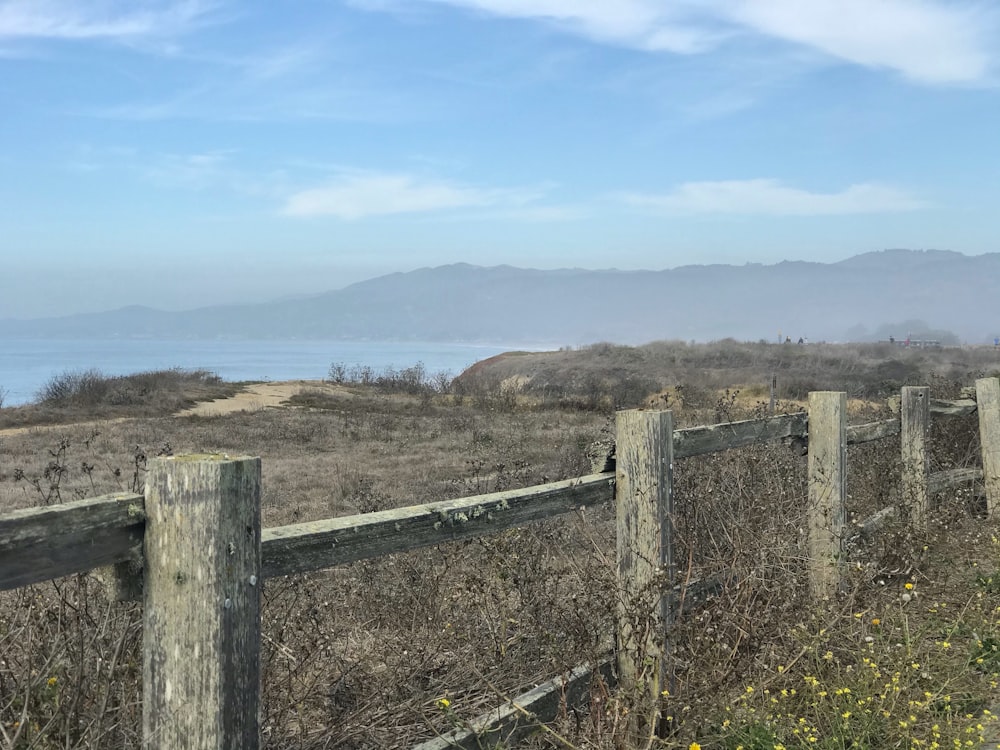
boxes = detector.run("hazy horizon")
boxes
[2,2,997,319]
[4,249,992,322]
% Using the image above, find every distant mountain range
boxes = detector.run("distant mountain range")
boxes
[3,250,998,344]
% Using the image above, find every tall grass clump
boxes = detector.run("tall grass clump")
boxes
[328,360,452,396]
[457,340,1000,411]
[36,368,224,408]
[0,368,240,429]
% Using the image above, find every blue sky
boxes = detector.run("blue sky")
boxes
[1,0,998,318]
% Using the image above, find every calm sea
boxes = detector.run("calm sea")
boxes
[0,339,539,407]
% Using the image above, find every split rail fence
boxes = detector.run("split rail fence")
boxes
[2,377,1000,748]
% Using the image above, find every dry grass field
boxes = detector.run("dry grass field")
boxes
[2,342,1000,749]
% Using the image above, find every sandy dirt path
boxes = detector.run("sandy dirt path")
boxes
[0,380,337,437]
[0,416,131,439]
[173,380,332,417]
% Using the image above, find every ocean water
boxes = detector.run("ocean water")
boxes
[0,339,537,407]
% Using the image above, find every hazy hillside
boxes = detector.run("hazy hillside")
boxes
[2,250,998,344]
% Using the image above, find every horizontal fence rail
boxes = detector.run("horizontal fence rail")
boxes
[673,412,807,457]
[931,398,978,417]
[0,396,982,594]
[847,418,900,445]
[928,467,985,496]
[261,473,614,578]
[412,660,616,750]
[0,492,144,590]
[0,478,615,592]
[851,468,986,547]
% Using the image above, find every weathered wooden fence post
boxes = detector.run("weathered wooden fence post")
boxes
[901,386,930,527]
[807,392,846,599]
[977,377,1000,515]
[615,409,673,741]
[143,454,262,750]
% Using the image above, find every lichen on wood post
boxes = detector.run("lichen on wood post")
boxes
[615,409,673,742]
[901,386,930,527]
[976,377,1000,516]
[142,454,262,750]
[807,392,847,600]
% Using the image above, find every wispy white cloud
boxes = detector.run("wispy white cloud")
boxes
[142,150,295,200]
[64,151,575,220]
[725,0,994,85]
[239,45,326,82]
[62,145,288,202]
[0,0,217,41]
[432,203,584,223]
[76,39,426,124]
[84,82,218,122]
[282,172,549,219]
[419,0,729,54]
[621,179,926,216]
[680,90,757,120]
[404,0,996,84]
[143,151,232,190]
[80,80,419,124]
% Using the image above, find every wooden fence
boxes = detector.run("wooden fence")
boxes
[2,377,999,748]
